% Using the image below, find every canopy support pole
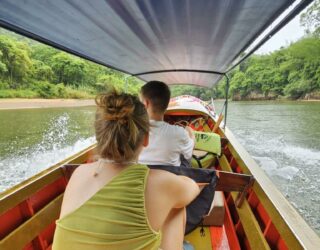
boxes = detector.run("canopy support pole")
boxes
[224,74,230,129]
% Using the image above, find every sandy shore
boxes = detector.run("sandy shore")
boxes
[0,98,95,110]
[1,98,319,110]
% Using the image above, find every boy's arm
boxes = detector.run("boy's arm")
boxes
[185,126,195,143]
[180,127,195,160]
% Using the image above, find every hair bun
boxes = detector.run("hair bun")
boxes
[95,91,135,124]
[94,90,149,162]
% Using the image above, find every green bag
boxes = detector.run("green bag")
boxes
[191,152,216,169]
[194,131,221,155]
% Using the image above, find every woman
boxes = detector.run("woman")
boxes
[52,91,200,250]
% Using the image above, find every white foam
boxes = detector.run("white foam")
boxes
[274,166,300,180]
[0,136,96,192]
[253,156,278,172]
[253,156,300,180]
[0,113,96,192]
[282,146,320,166]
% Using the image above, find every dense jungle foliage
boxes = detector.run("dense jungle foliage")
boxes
[0,29,142,98]
[0,0,319,100]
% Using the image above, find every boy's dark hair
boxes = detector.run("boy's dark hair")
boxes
[141,81,171,113]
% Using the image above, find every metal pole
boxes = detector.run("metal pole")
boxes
[210,96,215,116]
[224,74,230,129]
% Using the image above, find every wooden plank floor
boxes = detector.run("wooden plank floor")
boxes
[210,226,230,249]
[184,225,230,250]
[185,227,212,250]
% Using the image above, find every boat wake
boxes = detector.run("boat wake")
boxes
[235,130,320,180]
[0,113,96,193]
[253,156,300,180]
[234,130,320,234]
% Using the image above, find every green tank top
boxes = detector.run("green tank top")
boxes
[52,164,161,250]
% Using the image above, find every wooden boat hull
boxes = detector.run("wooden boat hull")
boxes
[1,97,319,250]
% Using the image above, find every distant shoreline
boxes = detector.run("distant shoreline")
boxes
[0,98,95,110]
[184,98,318,102]
[214,98,320,102]
[0,97,319,110]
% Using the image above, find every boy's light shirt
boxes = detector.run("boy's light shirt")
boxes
[139,120,194,166]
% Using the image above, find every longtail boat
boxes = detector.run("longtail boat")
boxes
[0,1,320,249]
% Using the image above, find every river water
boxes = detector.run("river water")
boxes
[0,107,96,190]
[0,101,319,235]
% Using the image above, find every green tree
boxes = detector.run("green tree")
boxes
[51,53,88,86]
[31,44,58,63]
[0,50,7,74]
[229,71,250,97]
[300,0,320,36]
[0,35,32,87]
[31,60,54,81]
[94,74,141,94]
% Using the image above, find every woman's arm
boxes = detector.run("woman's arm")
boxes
[165,174,200,208]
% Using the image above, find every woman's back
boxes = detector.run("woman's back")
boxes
[52,91,200,249]
[52,164,161,250]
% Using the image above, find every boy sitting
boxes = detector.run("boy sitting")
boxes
[138,81,195,166]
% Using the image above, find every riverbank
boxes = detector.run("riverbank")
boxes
[230,98,320,102]
[1,98,319,110]
[0,98,95,110]
[231,90,320,101]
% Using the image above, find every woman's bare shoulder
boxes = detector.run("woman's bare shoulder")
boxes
[70,162,96,178]
[64,163,97,196]
[59,162,98,217]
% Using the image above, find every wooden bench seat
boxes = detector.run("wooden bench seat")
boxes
[203,191,225,226]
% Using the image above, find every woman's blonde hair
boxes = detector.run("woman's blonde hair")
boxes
[94,90,149,162]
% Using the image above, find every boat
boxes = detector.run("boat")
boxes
[0,1,320,249]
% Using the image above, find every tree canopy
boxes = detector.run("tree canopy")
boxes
[301,0,320,36]
[0,29,142,98]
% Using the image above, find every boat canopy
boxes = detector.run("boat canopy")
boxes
[0,0,311,87]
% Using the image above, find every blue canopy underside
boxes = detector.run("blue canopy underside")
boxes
[0,0,295,87]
